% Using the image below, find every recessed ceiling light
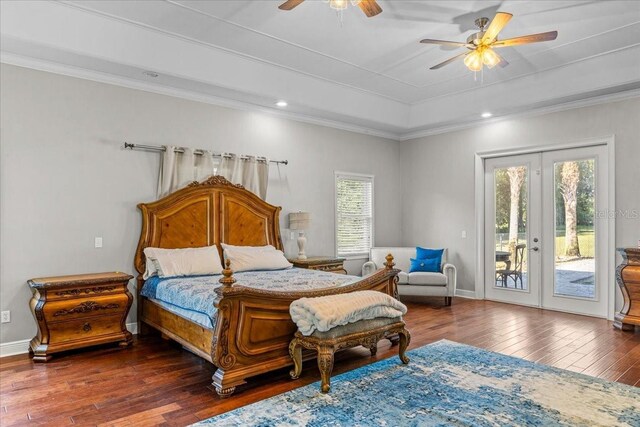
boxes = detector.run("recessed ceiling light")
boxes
[275,100,288,107]
[481,112,493,118]
[143,71,159,78]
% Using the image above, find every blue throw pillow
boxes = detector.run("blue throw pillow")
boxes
[416,247,444,260]
[416,247,444,272]
[409,258,440,273]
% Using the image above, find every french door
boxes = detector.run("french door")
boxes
[484,145,610,318]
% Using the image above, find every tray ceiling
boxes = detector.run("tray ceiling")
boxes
[2,0,639,139]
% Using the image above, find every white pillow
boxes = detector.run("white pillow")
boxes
[221,244,292,272]
[143,245,223,278]
[143,247,163,279]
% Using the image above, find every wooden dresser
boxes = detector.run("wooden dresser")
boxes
[28,272,134,361]
[614,248,640,331]
[289,256,347,275]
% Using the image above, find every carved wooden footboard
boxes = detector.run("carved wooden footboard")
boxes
[134,176,399,396]
[210,258,398,396]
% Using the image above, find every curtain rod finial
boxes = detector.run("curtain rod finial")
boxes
[124,142,134,149]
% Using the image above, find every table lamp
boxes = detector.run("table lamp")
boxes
[289,212,311,260]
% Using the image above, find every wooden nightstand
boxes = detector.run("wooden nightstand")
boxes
[289,256,347,275]
[28,272,134,362]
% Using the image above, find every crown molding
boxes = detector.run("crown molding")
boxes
[1,52,403,141]
[398,87,640,141]
[3,51,639,143]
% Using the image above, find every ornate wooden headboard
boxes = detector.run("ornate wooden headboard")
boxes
[134,176,283,275]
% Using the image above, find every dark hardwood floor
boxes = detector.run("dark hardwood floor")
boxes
[1,298,639,426]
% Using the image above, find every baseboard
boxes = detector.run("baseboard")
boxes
[0,322,138,358]
[127,322,138,336]
[455,289,477,299]
[0,339,31,358]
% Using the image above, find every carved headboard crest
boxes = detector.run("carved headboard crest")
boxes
[187,175,244,189]
[134,177,283,275]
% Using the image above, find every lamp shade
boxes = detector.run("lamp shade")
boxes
[289,212,311,230]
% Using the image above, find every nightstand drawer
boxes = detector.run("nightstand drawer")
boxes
[44,294,128,321]
[49,315,124,344]
[46,285,122,301]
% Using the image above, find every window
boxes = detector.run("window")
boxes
[335,173,374,258]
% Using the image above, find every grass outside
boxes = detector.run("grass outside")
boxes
[495,226,594,267]
[555,227,594,259]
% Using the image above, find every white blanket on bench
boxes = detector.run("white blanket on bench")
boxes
[289,290,407,336]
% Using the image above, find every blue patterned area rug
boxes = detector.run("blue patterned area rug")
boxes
[194,340,640,426]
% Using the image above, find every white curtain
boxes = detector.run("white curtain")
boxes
[157,147,269,199]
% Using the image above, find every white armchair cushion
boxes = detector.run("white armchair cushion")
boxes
[397,272,409,284]
[407,272,447,286]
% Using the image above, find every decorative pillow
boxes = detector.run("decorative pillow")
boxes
[416,247,444,272]
[221,244,292,272]
[143,245,223,278]
[409,257,440,273]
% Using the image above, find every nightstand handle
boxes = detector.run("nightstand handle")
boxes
[82,322,92,332]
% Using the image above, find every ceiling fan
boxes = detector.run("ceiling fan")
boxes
[278,0,383,18]
[421,12,558,71]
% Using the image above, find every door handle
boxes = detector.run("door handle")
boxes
[530,247,539,252]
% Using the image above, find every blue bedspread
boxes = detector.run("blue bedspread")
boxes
[141,268,358,329]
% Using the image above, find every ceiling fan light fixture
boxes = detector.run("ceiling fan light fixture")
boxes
[481,47,500,69]
[327,0,348,11]
[464,50,483,72]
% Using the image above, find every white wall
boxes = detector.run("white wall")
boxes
[401,98,640,298]
[0,64,403,344]
[2,62,638,347]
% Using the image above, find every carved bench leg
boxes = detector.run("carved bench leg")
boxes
[369,342,378,356]
[317,346,335,393]
[289,338,303,379]
[398,328,411,365]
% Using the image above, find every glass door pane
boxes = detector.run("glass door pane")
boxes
[542,145,608,318]
[553,159,596,299]
[494,166,528,291]
[485,153,540,308]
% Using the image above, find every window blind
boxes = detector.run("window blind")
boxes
[335,174,374,257]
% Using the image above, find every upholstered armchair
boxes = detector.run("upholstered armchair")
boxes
[362,247,457,306]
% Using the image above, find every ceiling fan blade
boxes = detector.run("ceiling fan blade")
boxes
[481,12,513,44]
[420,39,473,48]
[493,31,558,47]
[278,0,304,11]
[430,52,467,70]
[358,0,383,17]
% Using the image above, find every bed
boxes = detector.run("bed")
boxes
[134,176,399,397]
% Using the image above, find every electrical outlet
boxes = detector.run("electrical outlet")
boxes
[1,311,10,323]
[95,237,103,248]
